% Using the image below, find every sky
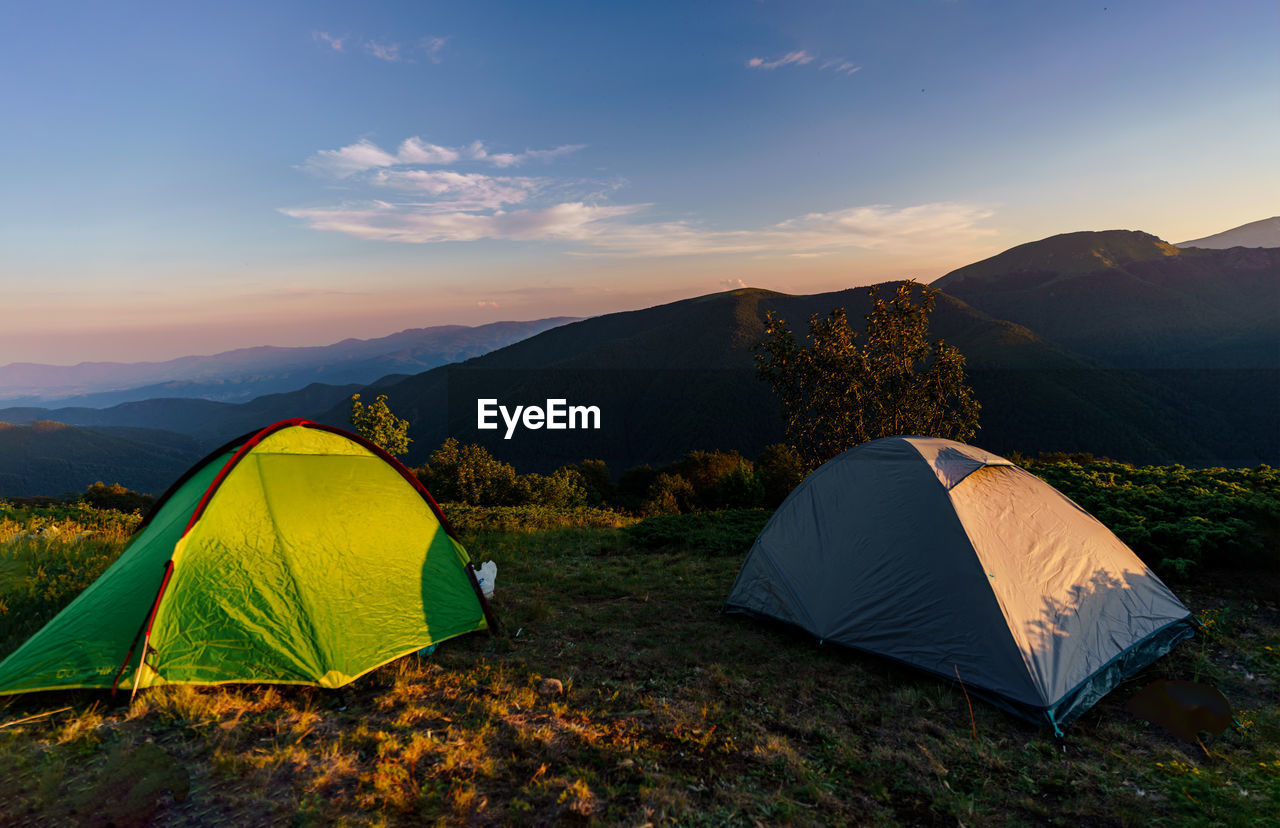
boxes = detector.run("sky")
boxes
[2,0,1277,365]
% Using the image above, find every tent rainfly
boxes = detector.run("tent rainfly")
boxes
[725,436,1193,732]
[0,419,496,696]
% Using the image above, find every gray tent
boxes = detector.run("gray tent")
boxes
[726,436,1193,731]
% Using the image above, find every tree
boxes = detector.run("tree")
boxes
[349,393,412,456]
[754,282,980,468]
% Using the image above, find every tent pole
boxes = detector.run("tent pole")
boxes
[111,559,175,695]
[120,560,175,701]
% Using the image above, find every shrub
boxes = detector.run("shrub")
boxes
[514,467,590,509]
[643,473,695,515]
[416,439,520,506]
[571,459,614,505]
[81,482,154,514]
[756,443,805,507]
[712,462,765,509]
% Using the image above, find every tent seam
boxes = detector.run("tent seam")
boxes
[253,452,331,680]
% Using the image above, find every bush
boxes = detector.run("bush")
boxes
[81,482,154,514]
[712,462,764,509]
[416,439,520,506]
[643,473,695,515]
[756,443,805,507]
[616,465,659,510]
[514,467,590,509]
[571,460,614,505]
[417,440,593,509]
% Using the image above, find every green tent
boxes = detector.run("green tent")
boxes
[0,419,495,696]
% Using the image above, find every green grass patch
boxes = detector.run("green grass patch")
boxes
[624,509,771,555]
[0,508,1276,824]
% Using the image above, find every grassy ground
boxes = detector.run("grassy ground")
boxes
[0,514,1276,826]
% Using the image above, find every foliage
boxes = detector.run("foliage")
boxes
[754,282,980,468]
[417,438,520,506]
[441,504,635,533]
[755,443,806,507]
[348,393,412,456]
[641,472,696,516]
[615,464,659,509]
[0,500,142,540]
[512,467,590,509]
[81,482,154,514]
[569,459,614,505]
[417,439,591,509]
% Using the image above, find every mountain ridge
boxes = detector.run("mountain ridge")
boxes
[312,282,1244,473]
[0,317,579,406]
[1178,216,1280,249]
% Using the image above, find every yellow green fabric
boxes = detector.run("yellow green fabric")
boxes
[0,424,487,696]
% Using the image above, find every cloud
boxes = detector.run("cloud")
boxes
[747,51,814,70]
[422,36,448,63]
[396,137,460,165]
[369,170,542,211]
[280,201,644,244]
[313,31,345,52]
[365,40,401,62]
[719,279,749,290]
[476,300,499,308]
[559,202,996,257]
[283,197,994,256]
[820,58,861,76]
[465,141,587,168]
[303,139,399,177]
[301,138,585,177]
[287,137,989,259]
[748,50,860,76]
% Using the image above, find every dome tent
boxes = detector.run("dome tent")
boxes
[0,419,496,697]
[725,436,1192,732]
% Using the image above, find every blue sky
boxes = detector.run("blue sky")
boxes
[2,0,1276,364]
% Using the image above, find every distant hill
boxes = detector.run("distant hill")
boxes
[932,230,1280,368]
[0,318,578,406]
[0,382,360,446]
[933,230,1279,465]
[316,285,1245,472]
[1179,217,1280,249]
[0,421,201,497]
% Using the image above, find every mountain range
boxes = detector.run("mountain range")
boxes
[1178,216,1280,249]
[1,225,1276,496]
[0,318,576,407]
